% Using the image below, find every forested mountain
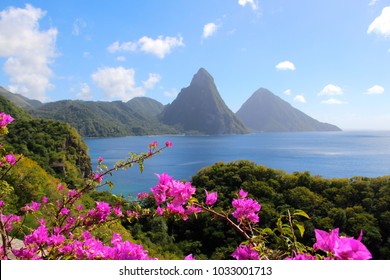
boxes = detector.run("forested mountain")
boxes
[30,99,178,137]
[159,68,249,135]
[0,95,91,187]
[0,86,42,110]
[236,88,341,132]
[127,96,165,117]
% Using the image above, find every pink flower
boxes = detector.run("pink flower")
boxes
[24,225,49,246]
[126,210,139,219]
[57,183,64,191]
[168,180,196,206]
[165,141,173,147]
[150,173,172,204]
[0,112,14,128]
[334,236,372,260]
[93,201,111,221]
[49,234,65,246]
[313,228,372,260]
[238,189,248,198]
[156,206,164,215]
[42,196,48,204]
[60,207,70,216]
[231,244,260,260]
[232,196,261,223]
[23,201,41,212]
[5,154,16,165]
[313,228,340,252]
[184,254,196,260]
[113,206,123,217]
[1,214,21,232]
[205,190,218,205]
[137,192,149,200]
[68,189,78,198]
[149,141,158,149]
[0,200,3,208]
[98,156,104,163]
[93,173,103,183]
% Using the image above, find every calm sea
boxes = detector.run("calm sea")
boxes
[85,131,390,197]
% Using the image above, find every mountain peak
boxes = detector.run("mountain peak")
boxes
[160,68,248,135]
[190,68,214,86]
[237,87,341,132]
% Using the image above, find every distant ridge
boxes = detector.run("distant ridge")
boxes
[236,88,341,132]
[159,68,248,135]
[0,86,42,110]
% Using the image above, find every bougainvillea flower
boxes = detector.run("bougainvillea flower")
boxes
[205,190,218,205]
[231,244,260,260]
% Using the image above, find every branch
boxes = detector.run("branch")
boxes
[193,202,253,244]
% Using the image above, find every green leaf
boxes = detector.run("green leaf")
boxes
[295,221,305,237]
[293,209,311,220]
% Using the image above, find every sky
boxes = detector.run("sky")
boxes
[0,0,390,130]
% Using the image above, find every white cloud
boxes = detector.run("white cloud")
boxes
[284,89,292,95]
[369,0,380,6]
[138,36,184,58]
[238,0,258,11]
[367,6,390,38]
[275,61,296,71]
[321,98,345,105]
[294,95,306,103]
[107,41,137,53]
[76,83,92,100]
[91,67,160,101]
[72,18,87,36]
[366,85,385,94]
[0,4,57,101]
[203,22,218,39]
[116,56,126,62]
[164,88,178,98]
[318,84,343,96]
[107,35,184,59]
[142,73,161,89]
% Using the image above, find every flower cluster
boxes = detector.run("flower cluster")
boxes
[232,189,261,223]
[314,228,371,260]
[284,228,372,260]
[13,229,153,260]
[231,244,260,260]
[150,173,201,220]
[0,112,14,129]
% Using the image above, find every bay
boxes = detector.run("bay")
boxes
[85,131,390,197]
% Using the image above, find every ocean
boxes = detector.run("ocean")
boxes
[85,131,390,197]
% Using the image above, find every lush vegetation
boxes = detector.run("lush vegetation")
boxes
[0,101,386,260]
[31,99,178,137]
[184,161,388,259]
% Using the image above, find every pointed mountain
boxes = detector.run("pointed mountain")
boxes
[236,88,341,132]
[160,68,248,135]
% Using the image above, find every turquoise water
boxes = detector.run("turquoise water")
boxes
[85,131,390,197]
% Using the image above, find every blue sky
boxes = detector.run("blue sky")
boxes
[0,0,390,130]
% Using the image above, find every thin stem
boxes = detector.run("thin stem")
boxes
[193,203,253,244]
[287,209,299,253]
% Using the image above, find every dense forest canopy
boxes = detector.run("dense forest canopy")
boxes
[0,94,389,259]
